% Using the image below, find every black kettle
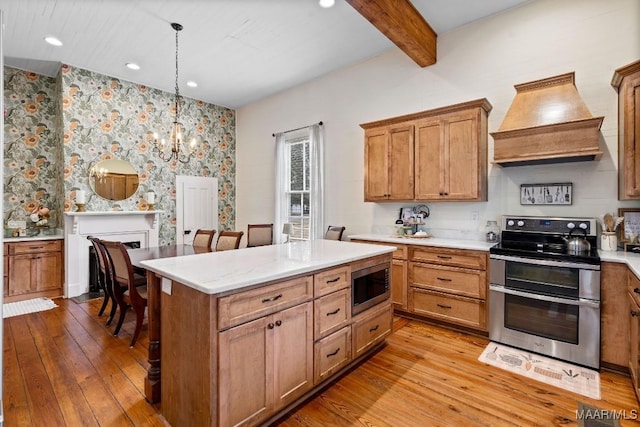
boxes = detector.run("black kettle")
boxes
[562,228,591,254]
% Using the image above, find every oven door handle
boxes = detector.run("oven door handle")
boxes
[489,254,600,271]
[490,284,600,308]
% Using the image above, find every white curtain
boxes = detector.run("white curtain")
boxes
[274,124,324,242]
[274,132,287,243]
[308,123,324,240]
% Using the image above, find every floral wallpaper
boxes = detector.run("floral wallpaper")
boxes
[4,64,236,244]
[3,67,63,230]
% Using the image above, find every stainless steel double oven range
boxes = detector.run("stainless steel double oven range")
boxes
[489,216,601,369]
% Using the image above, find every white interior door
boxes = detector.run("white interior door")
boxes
[176,176,218,245]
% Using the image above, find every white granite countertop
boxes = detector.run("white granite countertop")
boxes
[348,233,496,252]
[140,239,396,295]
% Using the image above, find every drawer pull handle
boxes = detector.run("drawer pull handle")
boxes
[262,294,283,303]
[437,255,452,260]
[327,348,341,358]
[437,303,452,309]
[436,277,452,282]
[275,320,282,327]
[267,323,275,329]
[635,288,640,294]
[326,308,341,316]
[633,311,639,317]
[369,324,379,333]
[326,277,340,284]
[29,246,44,250]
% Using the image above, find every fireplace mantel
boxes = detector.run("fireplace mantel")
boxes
[63,211,163,297]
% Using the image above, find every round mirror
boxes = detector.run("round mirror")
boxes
[89,158,139,201]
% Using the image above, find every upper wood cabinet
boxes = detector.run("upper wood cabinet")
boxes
[612,60,640,200]
[362,99,491,202]
[364,124,414,201]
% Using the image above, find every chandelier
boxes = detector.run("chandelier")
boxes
[152,22,197,163]
[89,165,107,182]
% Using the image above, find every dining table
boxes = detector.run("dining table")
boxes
[126,243,213,402]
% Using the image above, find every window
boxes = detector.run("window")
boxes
[275,124,324,243]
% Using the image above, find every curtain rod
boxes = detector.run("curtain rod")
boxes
[272,121,323,137]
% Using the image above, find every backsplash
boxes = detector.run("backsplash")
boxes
[3,68,63,229]
[4,65,237,244]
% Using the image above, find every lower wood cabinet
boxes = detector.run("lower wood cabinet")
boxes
[4,239,63,302]
[601,262,630,368]
[218,301,314,427]
[629,288,640,400]
[314,326,352,383]
[352,302,392,358]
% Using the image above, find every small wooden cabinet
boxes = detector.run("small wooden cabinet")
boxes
[361,99,491,202]
[219,301,314,427]
[601,262,631,369]
[364,124,414,201]
[4,239,63,302]
[629,286,640,400]
[408,246,488,332]
[612,59,640,200]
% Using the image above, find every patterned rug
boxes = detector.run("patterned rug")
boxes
[3,297,58,319]
[479,342,600,400]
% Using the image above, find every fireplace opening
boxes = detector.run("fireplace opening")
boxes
[88,241,141,292]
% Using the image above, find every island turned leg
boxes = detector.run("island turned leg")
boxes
[145,272,161,403]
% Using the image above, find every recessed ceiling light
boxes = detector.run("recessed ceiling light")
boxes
[125,63,141,70]
[44,36,63,47]
[186,81,198,88]
[319,0,335,8]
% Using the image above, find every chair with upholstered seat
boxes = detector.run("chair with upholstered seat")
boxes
[324,226,346,241]
[193,229,216,248]
[87,236,115,321]
[101,240,148,347]
[216,231,244,251]
[246,224,273,247]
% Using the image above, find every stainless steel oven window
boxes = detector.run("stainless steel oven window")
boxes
[505,262,579,298]
[504,293,579,344]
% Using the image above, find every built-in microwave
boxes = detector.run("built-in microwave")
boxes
[352,263,390,315]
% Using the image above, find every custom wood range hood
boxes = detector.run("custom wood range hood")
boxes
[491,72,604,167]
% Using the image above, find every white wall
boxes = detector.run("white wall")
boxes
[236,0,640,242]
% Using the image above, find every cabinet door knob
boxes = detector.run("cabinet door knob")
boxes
[632,311,639,317]
[634,288,640,294]
[267,323,275,329]
[275,320,282,327]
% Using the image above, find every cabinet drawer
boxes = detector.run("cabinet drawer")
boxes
[409,246,486,270]
[10,239,62,255]
[218,276,313,330]
[351,240,407,260]
[409,287,486,331]
[352,302,392,358]
[314,326,352,384]
[314,266,350,297]
[409,263,485,299]
[314,289,350,340]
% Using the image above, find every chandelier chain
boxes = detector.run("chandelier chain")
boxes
[174,25,181,122]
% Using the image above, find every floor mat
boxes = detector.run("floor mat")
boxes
[3,297,58,318]
[478,342,600,400]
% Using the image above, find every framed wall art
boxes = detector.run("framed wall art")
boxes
[618,208,640,243]
[520,183,572,205]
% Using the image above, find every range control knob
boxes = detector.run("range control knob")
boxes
[517,220,525,227]
[507,220,515,226]
[567,222,576,229]
[579,223,588,230]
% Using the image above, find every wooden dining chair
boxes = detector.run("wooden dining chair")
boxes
[324,226,346,241]
[215,231,244,251]
[246,224,273,247]
[193,229,216,248]
[87,236,115,320]
[101,239,148,347]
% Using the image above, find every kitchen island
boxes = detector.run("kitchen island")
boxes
[139,239,395,426]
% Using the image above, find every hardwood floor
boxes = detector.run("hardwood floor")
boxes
[4,298,639,426]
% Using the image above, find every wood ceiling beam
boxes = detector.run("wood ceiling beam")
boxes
[345,0,437,67]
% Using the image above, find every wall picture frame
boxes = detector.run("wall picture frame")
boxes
[520,183,572,205]
[617,208,640,243]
